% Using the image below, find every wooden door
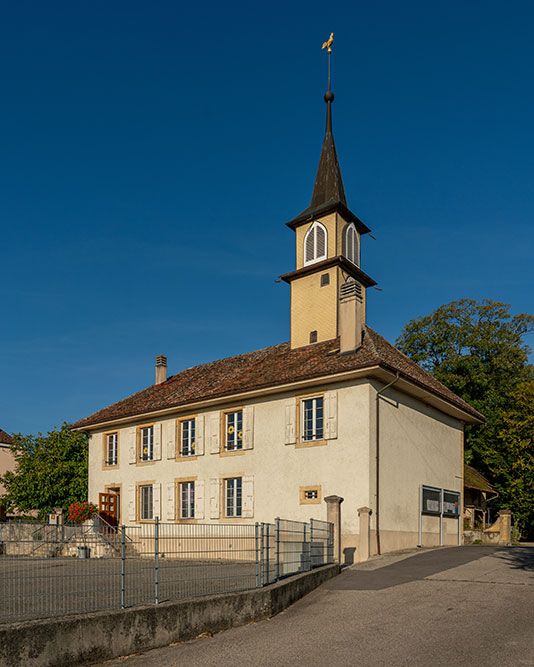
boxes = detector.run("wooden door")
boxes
[99,492,118,529]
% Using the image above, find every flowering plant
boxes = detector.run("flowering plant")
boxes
[67,501,98,524]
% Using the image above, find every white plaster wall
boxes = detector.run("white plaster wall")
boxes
[369,381,463,552]
[88,379,372,539]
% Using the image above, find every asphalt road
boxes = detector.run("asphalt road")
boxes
[94,546,534,667]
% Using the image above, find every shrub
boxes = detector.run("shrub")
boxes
[67,501,97,524]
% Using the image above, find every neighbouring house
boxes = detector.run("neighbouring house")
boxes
[70,82,484,561]
[0,428,16,520]
[464,464,498,530]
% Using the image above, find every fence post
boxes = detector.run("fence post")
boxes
[265,523,270,584]
[260,523,265,586]
[121,525,126,609]
[154,516,159,604]
[275,518,280,582]
[255,522,260,587]
[309,519,314,568]
[303,522,310,571]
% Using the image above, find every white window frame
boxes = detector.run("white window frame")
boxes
[225,477,243,518]
[180,481,195,519]
[344,223,360,267]
[105,432,118,466]
[140,426,154,462]
[301,396,324,442]
[303,221,328,266]
[180,419,196,457]
[139,484,153,521]
[225,410,243,451]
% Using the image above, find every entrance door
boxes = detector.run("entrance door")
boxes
[99,492,119,530]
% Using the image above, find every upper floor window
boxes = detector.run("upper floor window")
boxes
[140,425,154,462]
[301,396,324,442]
[304,221,327,266]
[105,432,118,466]
[225,410,243,451]
[180,419,196,457]
[344,223,360,266]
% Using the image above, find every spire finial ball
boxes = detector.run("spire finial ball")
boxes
[324,89,334,103]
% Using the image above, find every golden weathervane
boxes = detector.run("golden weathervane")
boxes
[322,32,334,54]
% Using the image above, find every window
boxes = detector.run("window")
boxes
[225,410,243,451]
[180,419,196,457]
[320,273,330,286]
[300,486,322,504]
[301,396,324,442]
[304,221,327,266]
[225,477,242,517]
[140,426,154,461]
[139,485,153,521]
[344,223,359,266]
[104,432,118,466]
[180,481,195,519]
[309,330,318,344]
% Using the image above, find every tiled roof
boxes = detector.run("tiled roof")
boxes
[464,464,495,493]
[0,429,14,446]
[70,326,484,429]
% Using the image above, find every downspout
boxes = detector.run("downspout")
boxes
[375,372,400,555]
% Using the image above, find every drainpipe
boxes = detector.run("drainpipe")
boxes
[375,372,400,555]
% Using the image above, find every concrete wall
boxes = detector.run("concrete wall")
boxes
[88,379,372,558]
[368,381,463,554]
[290,267,338,347]
[0,564,339,667]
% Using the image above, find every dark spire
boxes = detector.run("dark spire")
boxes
[309,85,347,210]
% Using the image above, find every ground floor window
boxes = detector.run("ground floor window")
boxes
[139,484,153,521]
[180,481,195,519]
[225,477,242,517]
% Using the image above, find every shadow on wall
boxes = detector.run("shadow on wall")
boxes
[494,547,534,572]
[343,547,356,566]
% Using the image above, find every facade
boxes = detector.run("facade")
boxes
[0,428,16,520]
[71,84,484,561]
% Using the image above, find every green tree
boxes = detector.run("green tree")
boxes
[396,299,534,534]
[0,423,88,519]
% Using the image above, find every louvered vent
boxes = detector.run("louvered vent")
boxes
[339,280,362,300]
[316,226,326,257]
[305,227,315,263]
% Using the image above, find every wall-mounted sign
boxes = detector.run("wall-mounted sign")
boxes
[443,490,460,517]
[49,513,58,525]
[422,486,441,515]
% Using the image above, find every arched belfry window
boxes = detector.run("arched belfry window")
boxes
[304,221,328,266]
[344,223,360,267]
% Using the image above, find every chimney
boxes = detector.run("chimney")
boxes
[155,354,167,384]
[339,279,364,354]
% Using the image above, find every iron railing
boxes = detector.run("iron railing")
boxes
[0,516,333,623]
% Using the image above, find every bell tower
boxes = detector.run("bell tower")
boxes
[280,81,377,352]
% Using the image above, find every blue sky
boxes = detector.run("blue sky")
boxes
[1,1,533,434]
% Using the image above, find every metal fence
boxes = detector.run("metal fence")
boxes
[0,516,333,623]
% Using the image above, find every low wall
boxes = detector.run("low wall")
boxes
[0,563,339,667]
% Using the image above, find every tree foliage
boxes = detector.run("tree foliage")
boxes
[0,423,88,519]
[396,299,534,534]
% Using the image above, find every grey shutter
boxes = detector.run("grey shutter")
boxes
[242,406,254,450]
[242,476,254,518]
[195,415,205,456]
[127,427,137,464]
[152,483,161,519]
[325,390,338,439]
[209,478,220,518]
[166,482,175,521]
[194,480,205,520]
[127,484,136,521]
[284,399,296,445]
[209,414,220,454]
[153,423,162,461]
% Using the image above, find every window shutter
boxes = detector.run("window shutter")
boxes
[127,427,137,464]
[316,225,326,258]
[195,415,205,456]
[127,485,136,522]
[209,478,220,518]
[305,226,315,263]
[284,399,296,445]
[325,390,338,439]
[209,414,220,454]
[166,482,175,521]
[153,483,161,519]
[153,423,162,460]
[242,406,254,450]
[242,476,254,518]
[165,420,176,459]
[194,480,205,520]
